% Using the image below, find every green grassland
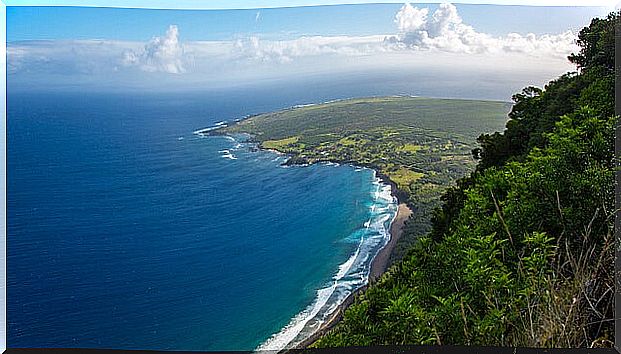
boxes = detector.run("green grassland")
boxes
[223,96,510,193]
[221,96,511,261]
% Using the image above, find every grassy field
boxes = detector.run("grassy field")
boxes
[220,96,511,261]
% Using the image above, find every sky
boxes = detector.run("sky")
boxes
[0,3,614,351]
[6,2,612,94]
[6,4,609,41]
[4,0,618,9]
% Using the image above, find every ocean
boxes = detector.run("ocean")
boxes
[7,88,397,351]
[6,2,605,350]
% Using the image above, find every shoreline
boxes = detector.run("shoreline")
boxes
[205,131,413,352]
[369,203,412,281]
[285,202,412,353]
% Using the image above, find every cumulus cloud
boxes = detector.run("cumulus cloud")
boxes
[122,25,187,74]
[394,3,428,34]
[8,4,579,76]
[8,4,579,89]
[385,2,578,58]
[232,35,387,63]
[231,3,577,64]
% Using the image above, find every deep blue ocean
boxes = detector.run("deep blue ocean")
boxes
[7,88,397,351]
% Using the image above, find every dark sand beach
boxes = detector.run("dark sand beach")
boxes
[370,203,412,281]
[288,202,413,351]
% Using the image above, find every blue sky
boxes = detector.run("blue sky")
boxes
[6,2,613,94]
[3,0,618,9]
[7,4,609,42]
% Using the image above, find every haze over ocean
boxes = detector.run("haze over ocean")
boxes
[4,54,588,350]
[7,2,604,351]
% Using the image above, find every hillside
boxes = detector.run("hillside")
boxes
[309,11,617,349]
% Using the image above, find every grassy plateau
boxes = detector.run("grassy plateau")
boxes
[220,96,511,262]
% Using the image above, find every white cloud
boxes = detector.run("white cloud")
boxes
[122,25,187,74]
[501,31,578,57]
[232,35,386,63]
[7,46,27,74]
[394,3,429,35]
[8,26,191,76]
[8,4,579,76]
[8,39,138,75]
[7,4,579,90]
[385,2,579,58]
[232,3,578,63]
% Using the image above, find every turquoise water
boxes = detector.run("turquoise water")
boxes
[8,90,396,350]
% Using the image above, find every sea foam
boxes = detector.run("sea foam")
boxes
[203,132,398,352]
[255,169,397,352]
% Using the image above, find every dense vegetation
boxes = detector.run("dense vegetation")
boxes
[221,97,510,261]
[311,12,617,348]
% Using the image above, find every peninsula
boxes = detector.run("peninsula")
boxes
[218,96,511,264]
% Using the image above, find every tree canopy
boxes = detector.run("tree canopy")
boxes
[313,11,618,349]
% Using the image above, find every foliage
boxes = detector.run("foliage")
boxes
[312,11,617,349]
[568,12,616,74]
[473,13,616,172]
[315,108,615,348]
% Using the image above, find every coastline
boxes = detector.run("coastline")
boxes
[369,203,412,281]
[285,202,412,352]
[254,170,401,353]
[201,119,414,352]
